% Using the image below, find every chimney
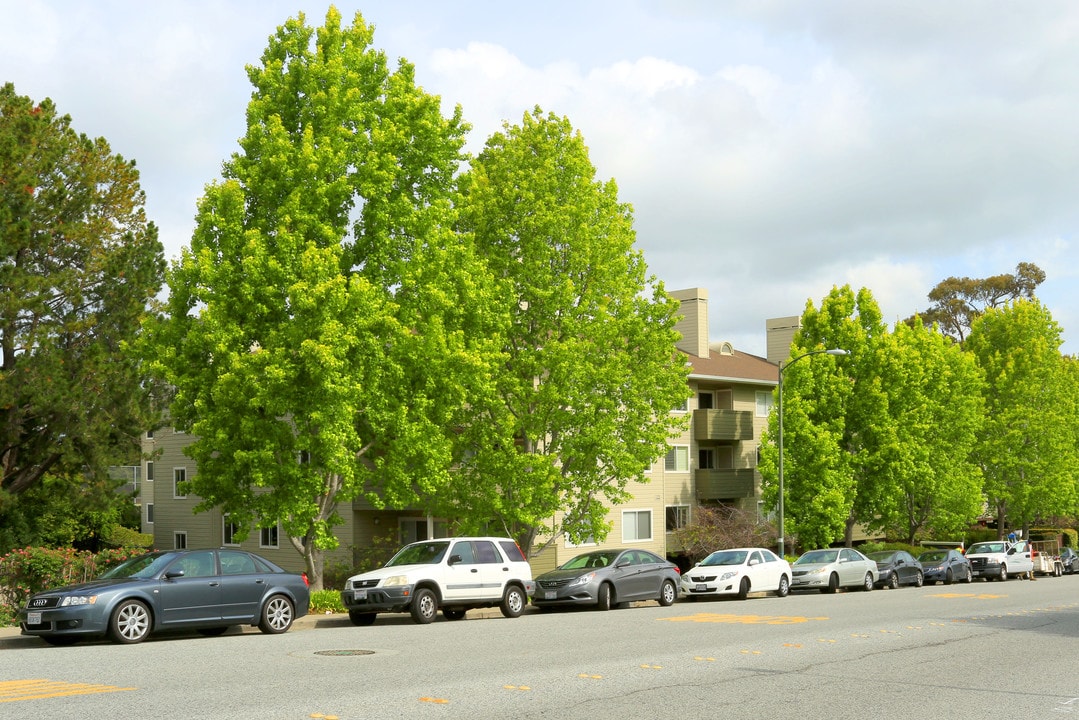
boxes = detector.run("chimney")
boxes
[766,316,801,364]
[670,288,709,358]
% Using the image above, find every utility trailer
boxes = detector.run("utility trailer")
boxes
[1030,540,1065,577]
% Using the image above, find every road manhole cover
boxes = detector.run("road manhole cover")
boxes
[314,649,375,657]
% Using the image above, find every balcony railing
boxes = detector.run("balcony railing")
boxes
[695,468,756,500]
[692,409,754,441]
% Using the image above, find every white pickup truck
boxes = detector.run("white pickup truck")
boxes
[965,540,1034,581]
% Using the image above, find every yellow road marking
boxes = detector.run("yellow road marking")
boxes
[503,685,531,691]
[661,613,829,625]
[577,674,603,680]
[640,664,663,669]
[693,656,715,662]
[309,714,340,719]
[419,697,449,704]
[0,679,136,703]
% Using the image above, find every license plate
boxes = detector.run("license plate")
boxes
[352,590,367,601]
[544,591,556,600]
[27,612,41,625]
[694,584,707,592]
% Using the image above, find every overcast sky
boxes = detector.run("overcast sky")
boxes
[5,1,1077,356]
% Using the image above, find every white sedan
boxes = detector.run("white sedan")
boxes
[681,547,792,600]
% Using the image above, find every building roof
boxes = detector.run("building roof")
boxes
[684,346,778,386]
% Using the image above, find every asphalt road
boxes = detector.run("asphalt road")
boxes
[3,574,1079,719]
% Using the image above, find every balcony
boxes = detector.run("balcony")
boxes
[695,468,756,500]
[693,409,754,441]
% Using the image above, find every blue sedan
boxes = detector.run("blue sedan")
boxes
[18,549,310,645]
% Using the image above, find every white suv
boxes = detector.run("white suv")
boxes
[340,537,535,625]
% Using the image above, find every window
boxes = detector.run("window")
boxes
[673,396,688,412]
[146,503,154,524]
[145,461,154,481]
[664,446,689,472]
[756,391,774,417]
[223,516,241,546]
[565,532,596,548]
[665,505,689,532]
[623,510,653,542]
[146,430,154,439]
[173,468,187,499]
[220,551,257,575]
[698,448,715,470]
[697,391,714,409]
[174,531,187,550]
[260,523,279,549]
[399,518,449,544]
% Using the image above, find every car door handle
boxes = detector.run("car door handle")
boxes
[471,568,478,573]
[255,579,265,584]
[209,582,219,587]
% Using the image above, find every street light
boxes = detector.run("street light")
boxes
[777,347,849,558]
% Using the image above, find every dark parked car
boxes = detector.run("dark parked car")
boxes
[917,549,972,585]
[867,550,924,589]
[1060,547,1079,575]
[533,548,680,610]
[18,549,310,645]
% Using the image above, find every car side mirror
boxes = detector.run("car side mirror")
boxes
[165,569,185,579]
[448,554,462,566]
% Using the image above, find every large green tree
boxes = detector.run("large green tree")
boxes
[451,108,689,554]
[966,298,1076,536]
[759,285,888,551]
[152,9,497,588]
[874,321,984,542]
[0,83,164,544]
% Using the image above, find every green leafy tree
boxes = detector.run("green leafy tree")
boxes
[452,108,689,553]
[0,83,164,542]
[907,262,1045,343]
[874,321,984,542]
[151,9,496,589]
[966,299,1076,536]
[759,285,887,550]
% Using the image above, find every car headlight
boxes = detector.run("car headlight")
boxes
[60,596,97,607]
[381,575,408,587]
[719,571,738,581]
[803,567,827,576]
[568,572,596,587]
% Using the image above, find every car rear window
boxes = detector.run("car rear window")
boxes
[499,540,526,562]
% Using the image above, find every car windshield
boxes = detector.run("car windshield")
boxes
[98,552,173,580]
[795,550,838,565]
[968,542,1006,554]
[700,550,747,566]
[919,551,946,563]
[386,541,450,567]
[867,552,896,562]
[560,551,620,570]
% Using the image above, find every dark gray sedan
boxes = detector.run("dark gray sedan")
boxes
[868,550,924,589]
[533,549,680,611]
[18,549,310,645]
[917,549,973,584]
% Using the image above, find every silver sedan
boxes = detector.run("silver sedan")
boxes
[790,547,877,593]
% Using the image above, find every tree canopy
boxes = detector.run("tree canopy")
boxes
[451,108,689,553]
[0,82,164,546]
[150,8,497,589]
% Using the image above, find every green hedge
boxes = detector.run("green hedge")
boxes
[309,589,345,614]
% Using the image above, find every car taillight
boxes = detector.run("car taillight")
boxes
[302,572,310,587]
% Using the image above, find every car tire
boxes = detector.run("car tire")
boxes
[500,586,526,618]
[964,566,973,583]
[659,580,677,606]
[944,568,954,585]
[825,572,839,594]
[862,572,874,592]
[998,565,1008,582]
[737,577,750,600]
[259,595,294,634]
[410,587,438,624]
[914,571,924,588]
[597,583,614,611]
[887,573,899,590]
[775,575,790,598]
[348,611,376,626]
[109,599,152,644]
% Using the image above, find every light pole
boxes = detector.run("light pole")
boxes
[777,348,848,558]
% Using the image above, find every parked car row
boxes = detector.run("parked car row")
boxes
[18,537,1072,645]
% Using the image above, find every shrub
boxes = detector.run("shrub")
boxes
[309,589,345,614]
